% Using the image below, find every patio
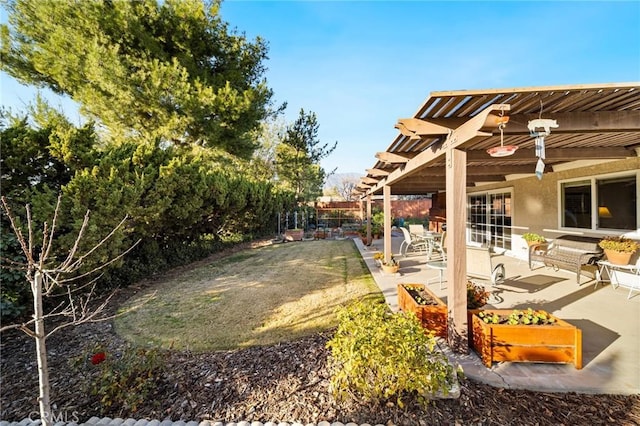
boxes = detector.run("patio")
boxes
[355,234,640,395]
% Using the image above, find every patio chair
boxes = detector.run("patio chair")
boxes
[466,245,506,286]
[426,232,447,289]
[408,224,425,236]
[399,226,428,256]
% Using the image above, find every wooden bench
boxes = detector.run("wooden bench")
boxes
[529,235,603,283]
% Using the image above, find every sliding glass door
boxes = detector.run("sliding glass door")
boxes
[467,190,512,250]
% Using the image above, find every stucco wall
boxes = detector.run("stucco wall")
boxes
[468,158,639,255]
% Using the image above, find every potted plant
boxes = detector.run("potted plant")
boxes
[598,236,639,265]
[371,223,383,239]
[372,252,384,267]
[522,232,546,247]
[371,211,385,239]
[469,308,582,369]
[467,281,489,309]
[380,255,399,274]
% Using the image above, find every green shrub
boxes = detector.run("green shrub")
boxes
[326,301,454,408]
[0,230,29,320]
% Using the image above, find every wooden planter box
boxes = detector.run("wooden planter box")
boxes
[470,309,582,369]
[397,284,447,338]
[313,230,327,239]
[284,229,304,241]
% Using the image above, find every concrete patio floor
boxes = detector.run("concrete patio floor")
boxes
[354,233,640,395]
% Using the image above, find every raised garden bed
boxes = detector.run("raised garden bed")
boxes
[397,283,447,338]
[470,309,582,369]
[284,229,303,241]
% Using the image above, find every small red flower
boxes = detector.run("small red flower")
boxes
[91,352,106,365]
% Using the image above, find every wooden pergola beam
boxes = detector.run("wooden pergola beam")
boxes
[375,151,414,163]
[410,165,545,177]
[367,104,510,194]
[366,168,390,177]
[466,147,634,162]
[399,174,506,184]
[361,177,381,185]
[395,118,455,138]
[422,111,640,135]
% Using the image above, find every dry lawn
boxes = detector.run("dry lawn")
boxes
[115,239,382,351]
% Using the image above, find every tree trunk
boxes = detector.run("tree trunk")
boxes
[33,271,52,426]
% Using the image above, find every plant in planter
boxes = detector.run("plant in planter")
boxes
[373,252,384,266]
[371,211,386,238]
[467,281,490,309]
[371,223,383,239]
[477,308,556,325]
[380,255,399,274]
[397,284,447,338]
[470,308,582,369]
[598,236,639,265]
[358,226,370,245]
[522,232,546,246]
[399,282,489,338]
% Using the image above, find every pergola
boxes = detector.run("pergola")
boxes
[356,82,640,352]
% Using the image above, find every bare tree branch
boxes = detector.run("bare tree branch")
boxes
[41,194,61,263]
[59,209,91,271]
[27,204,34,265]
[56,238,140,285]
[1,197,33,264]
[0,257,29,269]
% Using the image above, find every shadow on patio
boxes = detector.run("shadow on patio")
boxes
[356,235,639,395]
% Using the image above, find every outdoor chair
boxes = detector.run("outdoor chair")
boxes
[399,226,428,256]
[408,224,426,236]
[466,245,506,286]
[426,231,447,289]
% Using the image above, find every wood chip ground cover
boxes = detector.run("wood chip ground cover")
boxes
[2,239,639,425]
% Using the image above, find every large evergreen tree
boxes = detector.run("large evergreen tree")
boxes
[1,0,276,158]
[275,109,336,202]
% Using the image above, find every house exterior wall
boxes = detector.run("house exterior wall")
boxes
[468,157,640,256]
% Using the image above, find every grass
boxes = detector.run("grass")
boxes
[114,239,383,351]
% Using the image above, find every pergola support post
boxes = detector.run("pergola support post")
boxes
[383,185,392,264]
[366,194,372,244]
[446,148,469,354]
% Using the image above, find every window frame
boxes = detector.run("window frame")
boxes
[557,171,639,233]
[467,187,514,250]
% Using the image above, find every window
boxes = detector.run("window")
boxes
[561,180,591,228]
[561,174,637,231]
[467,190,512,250]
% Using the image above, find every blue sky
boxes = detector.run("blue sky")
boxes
[2,1,639,175]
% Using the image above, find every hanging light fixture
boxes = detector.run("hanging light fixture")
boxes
[487,113,518,157]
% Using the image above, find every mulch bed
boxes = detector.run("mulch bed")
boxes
[2,241,640,425]
[4,304,639,426]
